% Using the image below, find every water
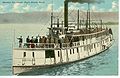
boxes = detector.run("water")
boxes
[0,24,118,76]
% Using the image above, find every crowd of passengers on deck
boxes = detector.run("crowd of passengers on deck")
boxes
[17,35,72,48]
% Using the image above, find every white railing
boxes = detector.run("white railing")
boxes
[16,43,59,49]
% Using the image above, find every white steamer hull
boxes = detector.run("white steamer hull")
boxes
[12,37,113,75]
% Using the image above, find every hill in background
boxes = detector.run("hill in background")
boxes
[0,11,118,24]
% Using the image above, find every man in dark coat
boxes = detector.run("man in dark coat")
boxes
[17,36,23,48]
[26,36,30,48]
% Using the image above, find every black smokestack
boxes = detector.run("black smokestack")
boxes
[66,0,104,4]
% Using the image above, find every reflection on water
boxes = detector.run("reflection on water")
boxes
[0,24,118,75]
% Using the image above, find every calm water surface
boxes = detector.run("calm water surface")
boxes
[0,24,118,75]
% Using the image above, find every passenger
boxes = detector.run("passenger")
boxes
[26,36,30,48]
[41,36,45,48]
[17,36,23,48]
[39,36,42,43]
[46,37,49,43]
[26,36,30,43]
[30,36,35,48]
[30,36,34,43]
[35,36,38,43]
[48,36,51,43]
[44,36,47,43]
[41,36,44,43]
[34,36,38,48]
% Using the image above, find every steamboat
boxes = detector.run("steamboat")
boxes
[12,0,114,75]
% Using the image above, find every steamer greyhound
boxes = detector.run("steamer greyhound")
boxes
[12,0,114,75]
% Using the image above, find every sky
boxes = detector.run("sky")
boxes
[0,0,118,13]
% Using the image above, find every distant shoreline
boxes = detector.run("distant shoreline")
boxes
[0,22,118,25]
[0,12,118,24]
[103,22,118,25]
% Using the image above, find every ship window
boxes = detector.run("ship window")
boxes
[97,43,99,47]
[23,52,26,57]
[32,52,34,57]
[90,48,91,52]
[58,51,60,57]
[70,49,72,54]
[84,46,86,51]
[94,44,95,48]
[81,47,83,52]
[91,44,93,49]
[45,50,55,58]
[87,46,89,51]
[77,48,79,53]
[73,49,74,54]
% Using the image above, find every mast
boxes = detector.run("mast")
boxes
[88,3,90,31]
[86,3,90,33]
[57,18,59,27]
[86,9,89,33]
[77,10,79,30]
[64,0,68,33]
[51,0,53,28]
[51,13,53,28]
[101,20,102,31]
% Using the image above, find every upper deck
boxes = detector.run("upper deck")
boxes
[14,27,112,50]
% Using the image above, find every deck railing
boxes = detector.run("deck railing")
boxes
[15,34,111,49]
[16,43,59,49]
[16,42,82,49]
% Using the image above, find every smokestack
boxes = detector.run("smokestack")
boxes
[64,0,68,32]
[66,0,104,3]
[64,0,104,33]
